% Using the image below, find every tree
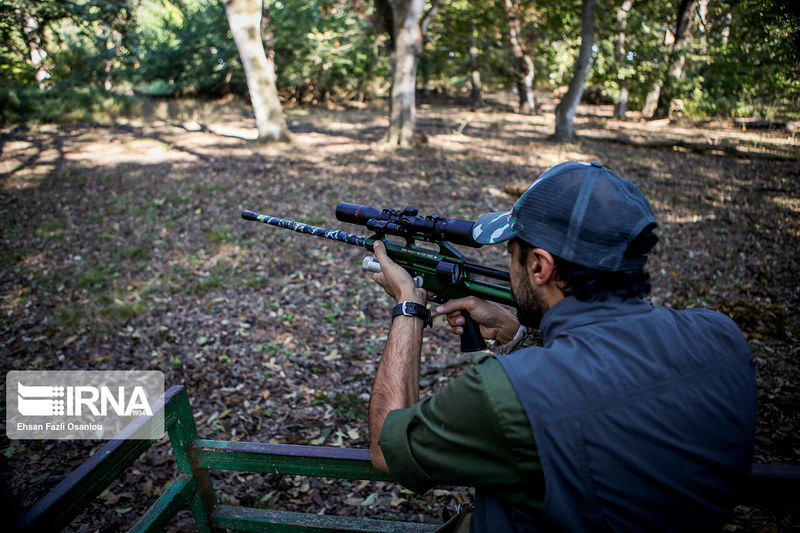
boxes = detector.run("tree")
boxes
[0,1,73,88]
[468,21,484,109]
[503,0,536,114]
[642,0,698,118]
[612,0,634,118]
[374,0,441,147]
[223,0,290,142]
[554,0,596,141]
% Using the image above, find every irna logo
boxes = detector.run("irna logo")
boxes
[17,382,153,417]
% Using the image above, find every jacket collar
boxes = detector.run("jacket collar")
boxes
[539,296,653,346]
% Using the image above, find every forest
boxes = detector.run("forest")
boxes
[1,0,799,531]
[2,0,799,133]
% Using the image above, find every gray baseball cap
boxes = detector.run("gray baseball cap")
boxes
[472,161,657,272]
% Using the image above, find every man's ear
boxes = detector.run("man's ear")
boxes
[528,248,556,286]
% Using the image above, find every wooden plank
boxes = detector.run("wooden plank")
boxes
[745,463,800,502]
[194,440,392,481]
[164,387,216,533]
[17,385,184,532]
[129,474,196,533]
[212,505,439,532]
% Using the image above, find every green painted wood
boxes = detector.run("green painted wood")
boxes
[164,387,216,533]
[17,385,184,532]
[212,505,439,532]
[194,440,392,481]
[129,474,196,533]
[20,381,800,533]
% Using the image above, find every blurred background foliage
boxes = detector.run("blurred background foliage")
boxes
[0,0,798,124]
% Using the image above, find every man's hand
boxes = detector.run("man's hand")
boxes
[368,240,427,474]
[371,240,427,305]
[436,297,520,345]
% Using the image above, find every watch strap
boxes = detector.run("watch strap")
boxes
[391,301,432,328]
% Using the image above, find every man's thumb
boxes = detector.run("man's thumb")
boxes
[373,240,387,261]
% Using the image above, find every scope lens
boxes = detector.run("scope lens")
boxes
[336,203,383,225]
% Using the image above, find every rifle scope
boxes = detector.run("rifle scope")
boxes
[335,203,480,248]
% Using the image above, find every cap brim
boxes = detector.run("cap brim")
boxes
[472,211,515,244]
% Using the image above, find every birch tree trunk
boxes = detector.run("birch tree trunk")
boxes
[652,0,698,118]
[720,11,732,46]
[554,0,596,141]
[504,0,536,114]
[19,11,50,88]
[385,0,425,147]
[613,0,634,119]
[224,0,290,142]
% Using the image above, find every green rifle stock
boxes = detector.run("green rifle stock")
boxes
[241,204,515,352]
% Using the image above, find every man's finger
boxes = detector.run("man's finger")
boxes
[373,240,387,261]
[435,297,476,315]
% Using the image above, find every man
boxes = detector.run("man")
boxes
[368,161,757,532]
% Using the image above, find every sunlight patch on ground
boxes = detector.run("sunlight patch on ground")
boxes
[427,133,471,152]
[204,243,245,270]
[2,170,48,191]
[206,125,259,140]
[659,212,717,224]
[67,139,194,165]
[769,195,800,213]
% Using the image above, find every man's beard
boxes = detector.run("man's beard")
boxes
[512,273,549,330]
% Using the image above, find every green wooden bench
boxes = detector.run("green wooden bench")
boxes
[17,385,799,532]
[17,385,437,532]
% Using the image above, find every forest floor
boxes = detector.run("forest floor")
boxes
[1,95,799,531]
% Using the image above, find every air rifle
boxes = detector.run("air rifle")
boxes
[241,204,515,352]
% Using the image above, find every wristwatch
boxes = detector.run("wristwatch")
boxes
[391,301,432,328]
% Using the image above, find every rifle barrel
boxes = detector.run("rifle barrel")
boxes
[242,210,368,247]
[463,262,511,282]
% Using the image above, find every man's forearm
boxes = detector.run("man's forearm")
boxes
[369,314,424,472]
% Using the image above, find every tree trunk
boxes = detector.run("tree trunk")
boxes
[642,23,675,118]
[554,0,597,141]
[469,22,483,110]
[612,0,634,119]
[641,81,661,118]
[224,0,290,142]
[19,11,50,88]
[504,0,535,114]
[652,0,698,119]
[720,11,732,46]
[101,25,115,92]
[697,0,708,52]
[384,0,425,147]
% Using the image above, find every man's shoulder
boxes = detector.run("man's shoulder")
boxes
[653,305,749,345]
[466,353,515,392]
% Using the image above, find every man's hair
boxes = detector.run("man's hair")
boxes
[515,226,658,301]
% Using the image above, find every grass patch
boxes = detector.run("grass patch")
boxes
[77,266,111,290]
[185,261,237,295]
[36,220,64,237]
[114,245,150,262]
[205,225,235,245]
[100,301,144,322]
[311,391,367,420]
[0,86,144,125]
